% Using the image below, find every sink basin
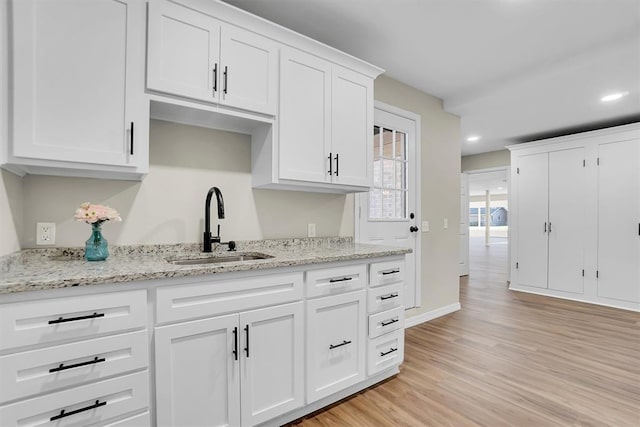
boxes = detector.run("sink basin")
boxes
[167,252,273,266]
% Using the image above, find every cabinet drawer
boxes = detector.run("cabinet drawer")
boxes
[0,290,147,351]
[0,370,149,426]
[156,272,303,324]
[305,264,366,299]
[368,306,404,339]
[368,329,405,376]
[367,283,404,314]
[99,411,150,426]
[369,259,404,288]
[306,290,366,403]
[0,330,148,404]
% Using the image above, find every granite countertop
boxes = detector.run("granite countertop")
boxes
[0,237,411,295]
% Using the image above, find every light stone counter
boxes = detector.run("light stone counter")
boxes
[0,237,410,294]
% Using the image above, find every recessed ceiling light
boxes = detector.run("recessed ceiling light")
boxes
[467,135,481,142]
[601,91,629,102]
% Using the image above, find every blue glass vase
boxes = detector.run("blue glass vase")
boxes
[85,222,109,261]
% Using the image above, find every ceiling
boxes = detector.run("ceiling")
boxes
[467,170,509,197]
[223,0,640,156]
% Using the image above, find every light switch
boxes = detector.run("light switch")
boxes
[444,218,449,229]
[422,221,429,232]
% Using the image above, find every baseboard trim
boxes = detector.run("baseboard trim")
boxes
[404,302,461,328]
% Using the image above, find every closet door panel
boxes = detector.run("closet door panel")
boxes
[548,148,586,294]
[516,153,549,288]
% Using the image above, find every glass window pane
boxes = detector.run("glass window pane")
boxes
[382,128,393,157]
[373,126,381,158]
[395,190,406,218]
[382,159,394,188]
[395,161,405,190]
[382,190,394,218]
[369,189,382,219]
[373,158,381,187]
[395,132,405,160]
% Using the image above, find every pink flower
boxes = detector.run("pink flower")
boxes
[74,203,122,225]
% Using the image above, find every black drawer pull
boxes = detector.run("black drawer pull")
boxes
[329,277,353,283]
[232,326,238,361]
[49,356,106,373]
[380,347,398,357]
[244,325,250,358]
[381,318,399,327]
[329,340,352,350]
[382,269,400,276]
[48,312,105,325]
[380,293,399,301]
[50,400,106,421]
[130,122,134,155]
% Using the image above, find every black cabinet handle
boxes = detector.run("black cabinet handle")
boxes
[380,293,399,301]
[382,269,400,276]
[380,347,398,357]
[50,400,106,421]
[329,340,352,350]
[223,66,228,94]
[381,318,399,327]
[548,222,552,233]
[244,325,250,358]
[213,63,218,93]
[130,122,134,155]
[49,356,106,373]
[232,326,238,361]
[334,153,339,176]
[329,276,353,283]
[328,152,333,175]
[48,312,104,325]
[544,222,547,233]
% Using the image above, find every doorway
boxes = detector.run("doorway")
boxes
[463,168,510,279]
[355,101,421,309]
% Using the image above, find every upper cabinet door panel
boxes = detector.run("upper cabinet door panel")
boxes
[331,66,372,187]
[11,0,142,166]
[220,26,278,115]
[147,0,220,103]
[279,48,331,183]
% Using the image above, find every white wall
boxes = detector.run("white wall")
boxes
[461,149,510,171]
[19,120,353,248]
[374,75,461,315]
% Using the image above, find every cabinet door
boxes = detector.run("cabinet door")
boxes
[306,290,366,403]
[331,66,373,187]
[239,302,303,427]
[597,139,640,302]
[220,25,278,115]
[279,48,331,183]
[548,148,586,294]
[155,314,240,427]
[516,153,549,288]
[11,0,144,167]
[147,0,220,103]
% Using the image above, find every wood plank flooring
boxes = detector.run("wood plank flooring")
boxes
[288,237,640,426]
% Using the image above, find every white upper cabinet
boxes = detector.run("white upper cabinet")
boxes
[147,0,278,116]
[262,47,376,193]
[4,0,148,179]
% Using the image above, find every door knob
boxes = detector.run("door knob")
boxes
[409,226,419,232]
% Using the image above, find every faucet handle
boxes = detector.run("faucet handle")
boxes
[227,241,236,251]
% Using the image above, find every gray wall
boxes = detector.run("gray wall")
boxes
[461,149,510,171]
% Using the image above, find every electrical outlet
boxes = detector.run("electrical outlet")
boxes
[444,218,449,229]
[36,222,56,245]
[307,223,316,238]
[422,221,429,232]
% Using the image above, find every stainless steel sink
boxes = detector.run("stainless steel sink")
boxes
[167,253,273,266]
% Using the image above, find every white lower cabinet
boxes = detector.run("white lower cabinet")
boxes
[305,290,366,403]
[368,329,405,376]
[155,302,304,427]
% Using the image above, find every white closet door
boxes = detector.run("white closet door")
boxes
[548,148,586,293]
[516,153,549,288]
[597,139,640,303]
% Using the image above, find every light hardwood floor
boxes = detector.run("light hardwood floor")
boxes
[289,237,640,426]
